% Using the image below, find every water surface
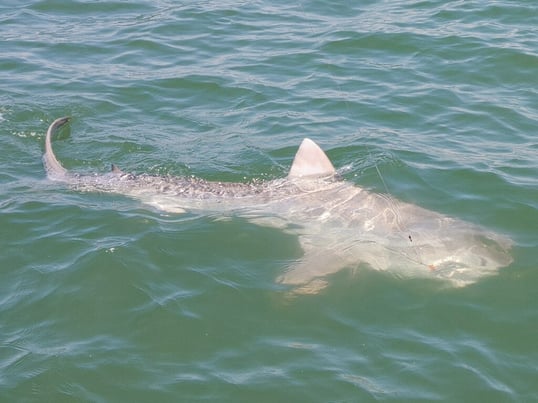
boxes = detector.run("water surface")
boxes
[1,1,537,401]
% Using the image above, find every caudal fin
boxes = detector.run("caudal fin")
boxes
[288,138,336,178]
[43,117,70,179]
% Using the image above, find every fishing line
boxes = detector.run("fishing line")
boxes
[297,2,425,266]
[331,85,424,266]
[365,141,426,266]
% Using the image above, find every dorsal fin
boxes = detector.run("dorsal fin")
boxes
[288,138,336,178]
[111,164,124,174]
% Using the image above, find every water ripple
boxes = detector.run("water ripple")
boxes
[1,0,536,401]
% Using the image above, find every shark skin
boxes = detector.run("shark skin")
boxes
[44,117,513,294]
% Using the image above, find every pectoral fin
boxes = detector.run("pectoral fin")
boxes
[277,244,350,294]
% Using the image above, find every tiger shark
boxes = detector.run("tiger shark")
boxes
[44,117,512,293]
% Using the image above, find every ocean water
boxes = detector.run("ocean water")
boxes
[1,0,537,401]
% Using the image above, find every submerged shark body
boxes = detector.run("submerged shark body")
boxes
[44,117,512,293]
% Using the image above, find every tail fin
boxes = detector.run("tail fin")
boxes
[43,117,70,179]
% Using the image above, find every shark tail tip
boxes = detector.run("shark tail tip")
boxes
[44,116,72,179]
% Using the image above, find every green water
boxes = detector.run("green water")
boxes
[1,1,537,401]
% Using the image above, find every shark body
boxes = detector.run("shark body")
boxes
[44,117,512,293]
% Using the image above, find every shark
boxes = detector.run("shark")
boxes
[44,117,512,293]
